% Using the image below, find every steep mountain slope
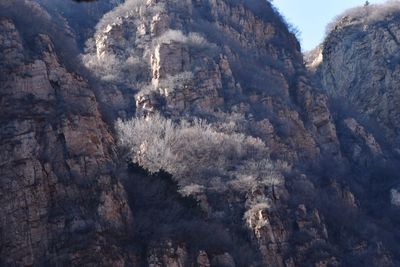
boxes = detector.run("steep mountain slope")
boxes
[309,1,400,212]
[1,0,399,266]
[0,17,135,266]
[85,1,347,265]
[84,0,399,265]
[307,3,400,266]
[310,2,400,151]
[83,0,341,163]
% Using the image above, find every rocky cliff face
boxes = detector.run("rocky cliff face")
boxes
[1,0,400,266]
[83,0,341,163]
[307,3,400,265]
[308,1,400,209]
[310,3,400,151]
[83,2,346,264]
[0,17,134,266]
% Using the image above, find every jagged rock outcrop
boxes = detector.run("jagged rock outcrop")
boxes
[0,18,134,266]
[310,3,400,151]
[341,117,383,164]
[244,182,340,267]
[84,0,341,164]
[309,3,400,225]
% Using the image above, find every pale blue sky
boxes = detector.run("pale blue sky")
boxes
[273,0,388,51]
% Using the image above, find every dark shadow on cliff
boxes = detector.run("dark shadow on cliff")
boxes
[121,163,263,266]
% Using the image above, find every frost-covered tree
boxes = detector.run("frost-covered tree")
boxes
[116,114,285,194]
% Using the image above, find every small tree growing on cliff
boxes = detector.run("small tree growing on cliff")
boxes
[364,1,370,20]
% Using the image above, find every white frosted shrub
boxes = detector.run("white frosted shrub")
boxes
[116,114,283,192]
